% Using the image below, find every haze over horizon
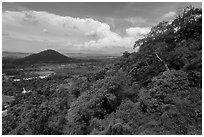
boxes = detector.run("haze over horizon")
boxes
[2,2,201,55]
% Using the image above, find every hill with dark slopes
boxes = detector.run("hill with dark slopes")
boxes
[19,49,72,63]
[2,49,108,68]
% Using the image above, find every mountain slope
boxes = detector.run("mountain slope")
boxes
[20,49,72,63]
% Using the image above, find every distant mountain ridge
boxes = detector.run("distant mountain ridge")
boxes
[20,49,72,63]
[2,51,31,59]
[3,49,118,64]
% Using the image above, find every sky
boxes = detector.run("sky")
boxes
[2,2,202,55]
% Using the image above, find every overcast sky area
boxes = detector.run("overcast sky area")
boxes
[2,2,202,55]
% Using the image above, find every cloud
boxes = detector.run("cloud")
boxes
[85,30,97,37]
[74,32,135,52]
[104,17,115,29]
[125,17,147,26]
[126,27,151,37]
[162,11,176,18]
[2,31,11,39]
[43,29,48,33]
[23,11,39,24]
[3,10,150,54]
[75,26,151,53]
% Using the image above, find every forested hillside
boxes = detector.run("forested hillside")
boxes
[2,6,202,135]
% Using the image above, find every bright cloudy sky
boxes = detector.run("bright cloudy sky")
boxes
[2,2,201,55]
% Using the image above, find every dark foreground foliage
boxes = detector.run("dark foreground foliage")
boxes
[2,6,202,135]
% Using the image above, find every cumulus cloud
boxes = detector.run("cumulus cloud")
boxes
[85,30,97,37]
[126,27,151,37]
[3,10,150,54]
[104,17,115,29]
[162,11,176,18]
